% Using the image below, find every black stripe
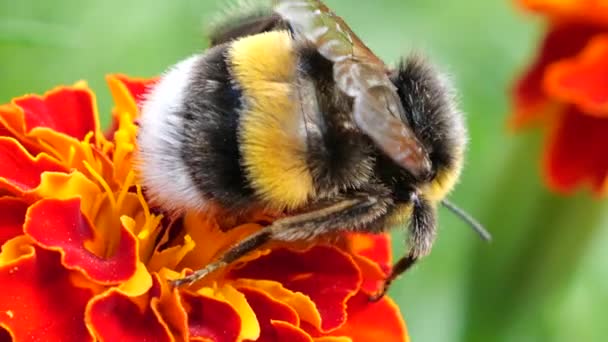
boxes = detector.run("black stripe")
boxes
[179,44,254,210]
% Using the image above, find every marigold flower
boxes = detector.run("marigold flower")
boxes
[0,75,408,341]
[512,0,608,194]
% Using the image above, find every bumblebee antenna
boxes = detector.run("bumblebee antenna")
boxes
[441,199,491,241]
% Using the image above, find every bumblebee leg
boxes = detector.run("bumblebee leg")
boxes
[171,228,273,287]
[369,254,417,302]
[171,195,389,288]
[370,194,437,301]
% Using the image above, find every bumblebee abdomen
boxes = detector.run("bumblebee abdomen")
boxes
[138,44,254,212]
[138,31,316,213]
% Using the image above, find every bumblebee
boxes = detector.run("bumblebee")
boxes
[137,0,490,299]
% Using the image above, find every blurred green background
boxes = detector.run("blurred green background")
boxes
[2,0,607,341]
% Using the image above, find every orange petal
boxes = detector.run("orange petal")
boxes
[347,234,392,293]
[0,198,27,248]
[510,23,600,128]
[24,198,140,284]
[12,84,100,141]
[179,213,263,278]
[230,246,362,332]
[545,34,608,116]
[153,276,189,341]
[350,253,388,295]
[106,74,158,119]
[330,292,408,342]
[517,0,608,25]
[33,171,101,215]
[0,137,67,195]
[0,112,41,155]
[197,284,260,341]
[232,279,322,331]
[0,248,94,342]
[239,287,301,341]
[111,74,158,106]
[86,287,173,342]
[271,321,314,342]
[179,291,242,342]
[348,233,391,271]
[543,106,608,194]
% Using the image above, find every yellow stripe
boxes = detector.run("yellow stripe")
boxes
[229,31,314,210]
[422,155,464,203]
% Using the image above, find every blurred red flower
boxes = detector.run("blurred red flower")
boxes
[512,0,608,194]
[0,76,408,341]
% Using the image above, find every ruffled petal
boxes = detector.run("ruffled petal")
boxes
[12,84,99,141]
[86,287,173,342]
[0,198,27,247]
[197,284,261,341]
[543,106,608,194]
[179,291,242,342]
[330,292,409,342]
[545,34,608,116]
[238,287,302,341]
[0,247,94,342]
[347,234,391,294]
[511,23,600,128]
[271,321,314,342]
[0,137,67,195]
[0,106,49,160]
[233,279,323,332]
[24,197,142,284]
[348,233,391,271]
[107,74,158,118]
[230,246,361,332]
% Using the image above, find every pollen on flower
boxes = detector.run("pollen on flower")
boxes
[0,75,409,342]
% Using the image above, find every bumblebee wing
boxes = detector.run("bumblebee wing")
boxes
[274,0,382,65]
[208,1,287,46]
[275,0,431,176]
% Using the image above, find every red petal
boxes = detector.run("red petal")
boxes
[86,289,172,342]
[348,233,391,271]
[271,321,313,342]
[152,274,189,341]
[0,120,16,140]
[230,246,361,332]
[0,198,27,248]
[544,106,608,194]
[0,327,11,342]
[239,287,301,341]
[511,23,600,128]
[13,86,98,141]
[24,198,139,284]
[545,34,608,115]
[0,248,94,342]
[180,291,241,342]
[0,137,66,194]
[110,74,158,107]
[330,292,408,342]
[105,75,158,139]
[347,234,392,294]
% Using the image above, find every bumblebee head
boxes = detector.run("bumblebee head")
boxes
[388,54,467,203]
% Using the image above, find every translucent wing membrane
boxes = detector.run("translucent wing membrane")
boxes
[274,0,431,177]
[355,87,431,178]
[275,0,354,62]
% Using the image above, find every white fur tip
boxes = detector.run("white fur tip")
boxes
[136,54,209,213]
